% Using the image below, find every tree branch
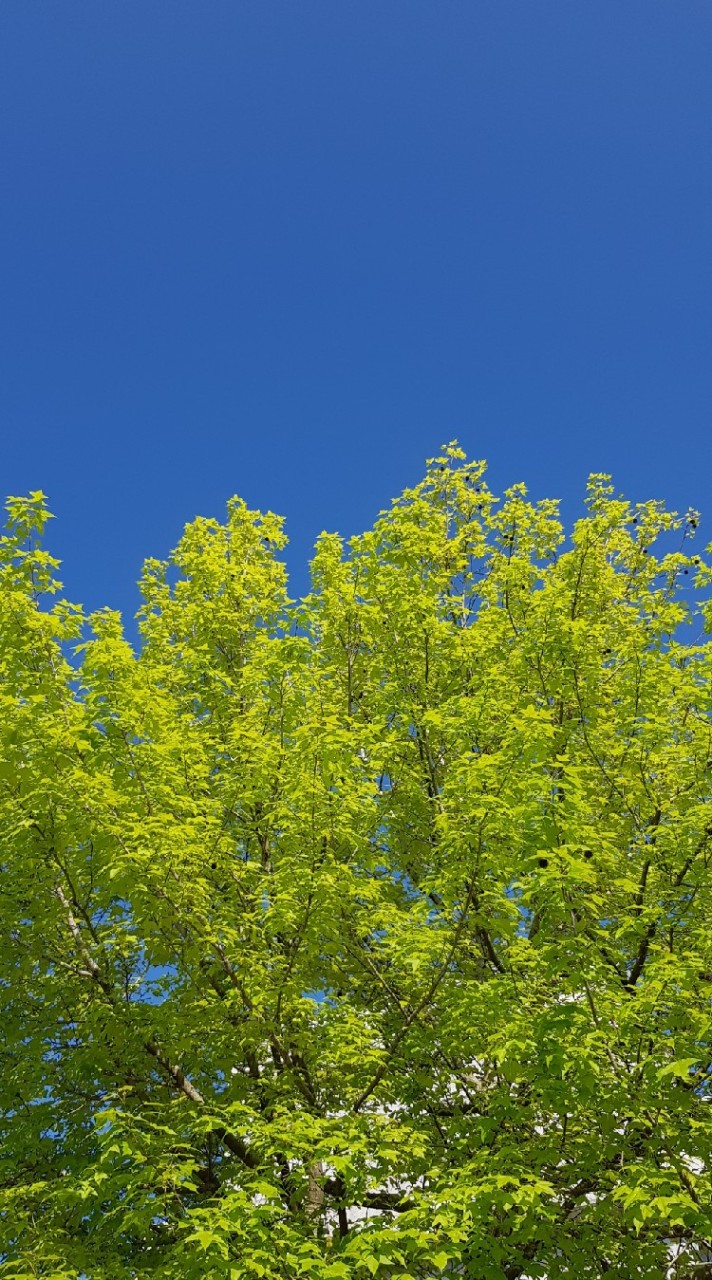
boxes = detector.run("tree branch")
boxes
[351,875,479,1112]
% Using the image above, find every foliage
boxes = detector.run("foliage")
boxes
[1,449,712,1278]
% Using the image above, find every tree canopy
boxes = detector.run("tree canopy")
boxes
[2,446,712,1278]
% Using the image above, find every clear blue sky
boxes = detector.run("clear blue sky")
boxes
[1,2,711,620]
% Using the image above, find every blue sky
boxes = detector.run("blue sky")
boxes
[1,2,711,621]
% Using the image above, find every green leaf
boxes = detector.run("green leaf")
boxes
[657,1058,699,1080]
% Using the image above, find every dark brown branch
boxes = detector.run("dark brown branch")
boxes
[351,875,479,1112]
[624,919,658,990]
[55,882,257,1169]
[323,1178,415,1212]
[476,922,506,974]
[625,828,710,990]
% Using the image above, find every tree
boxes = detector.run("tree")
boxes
[1,446,711,1279]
